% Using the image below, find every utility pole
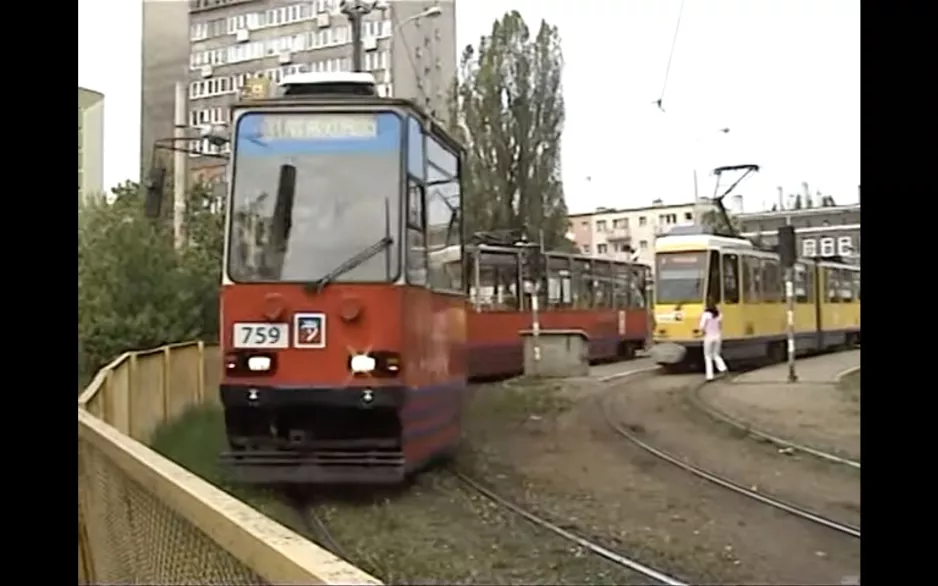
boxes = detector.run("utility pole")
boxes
[172,81,187,251]
[340,0,373,72]
[778,225,798,383]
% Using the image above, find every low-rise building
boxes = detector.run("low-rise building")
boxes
[738,203,860,264]
[567,199,716,272]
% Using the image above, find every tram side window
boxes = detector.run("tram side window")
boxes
[425,133,462,293]
[794,264,808,303]
[612,264,629,308]
[631,266,648,308]
[572,260,593,308]
[405,179,427,285]
[546,272,572,308]
[722,254,740,304]
[405,118,428,286]
[763,260,781,303]
[826,268,840,303]
[498,255,521,309]
[806,265,815,303]
[743,256,762,303]
[705,250,721,304]
[544,256,572,309]
[407,117,425,180]
[841,270,856,303]
[475,257,519,310]
[593,260,614,308]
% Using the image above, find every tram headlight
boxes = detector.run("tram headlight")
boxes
[350,354,377,373]
[247,356,272,372]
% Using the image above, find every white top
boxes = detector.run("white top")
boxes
[699,310,722,339]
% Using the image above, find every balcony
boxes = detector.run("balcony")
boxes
[606,226,631,244]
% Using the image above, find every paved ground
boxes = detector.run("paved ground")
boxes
[699,351,861,460]
[587,358,658,381]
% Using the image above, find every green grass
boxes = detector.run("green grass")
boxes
[143,386,648,584]
[468,377,576,425]
[148,404,304,533]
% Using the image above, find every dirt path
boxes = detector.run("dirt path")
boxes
[461,372,860,584]
[699,353,861,460]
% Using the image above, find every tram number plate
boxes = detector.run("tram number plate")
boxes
[233,323,289,349]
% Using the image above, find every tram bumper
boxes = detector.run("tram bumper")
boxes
[219,450,407,485]
[219,383,408,485]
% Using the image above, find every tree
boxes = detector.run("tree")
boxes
[700,207,742,237]
[448,11,569,250]
[78,180,224,382]
[794,194,803,209]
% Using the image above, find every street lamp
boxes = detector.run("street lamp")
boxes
[341,1,442,72]
[397,5,442,27]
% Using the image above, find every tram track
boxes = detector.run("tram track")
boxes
[449,468,688,586]
[601,376,861,540]
[687,383,861,470]
[441,363,693,586]
[285,490,351,561]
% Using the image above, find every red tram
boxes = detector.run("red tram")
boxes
[215,72,467,485]
[442,245,651,379]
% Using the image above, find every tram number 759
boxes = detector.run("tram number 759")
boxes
[233,323,289,349]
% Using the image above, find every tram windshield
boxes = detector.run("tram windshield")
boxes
[227,110,402,283]
[656,251,706,305]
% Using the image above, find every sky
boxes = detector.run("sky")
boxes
[78,0,860,214]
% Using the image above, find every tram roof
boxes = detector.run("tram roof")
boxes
[655,233,755,253]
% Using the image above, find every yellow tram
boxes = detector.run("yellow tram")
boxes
[650,229,860,366]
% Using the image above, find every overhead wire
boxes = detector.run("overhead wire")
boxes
[654,0,687,112]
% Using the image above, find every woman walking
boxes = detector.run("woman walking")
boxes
[699,300,729,381]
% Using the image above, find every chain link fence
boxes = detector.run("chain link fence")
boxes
[78,341,381,585]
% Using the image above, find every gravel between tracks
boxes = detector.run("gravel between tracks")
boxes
[312,470,651,585]
[461,372,861,584]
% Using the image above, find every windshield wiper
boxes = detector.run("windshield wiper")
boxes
[304,236,394,294]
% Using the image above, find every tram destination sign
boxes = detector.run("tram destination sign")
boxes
[259,114,378,141]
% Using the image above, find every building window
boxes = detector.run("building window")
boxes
[802,239,816,257]
[583,244,590,254]
[639,240,648,250]
[820,237,835,257]
[597,243,608,254]
[613,218,627,229]
[684,212,693,221]
[639,216,647,226]
[837,236,853,257]
[596,220,607,232]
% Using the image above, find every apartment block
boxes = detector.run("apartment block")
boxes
[79,87,105,202]
[567,199,716,272]
[185,0,456,184]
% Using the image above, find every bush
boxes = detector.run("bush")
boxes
[78,182,223,383]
